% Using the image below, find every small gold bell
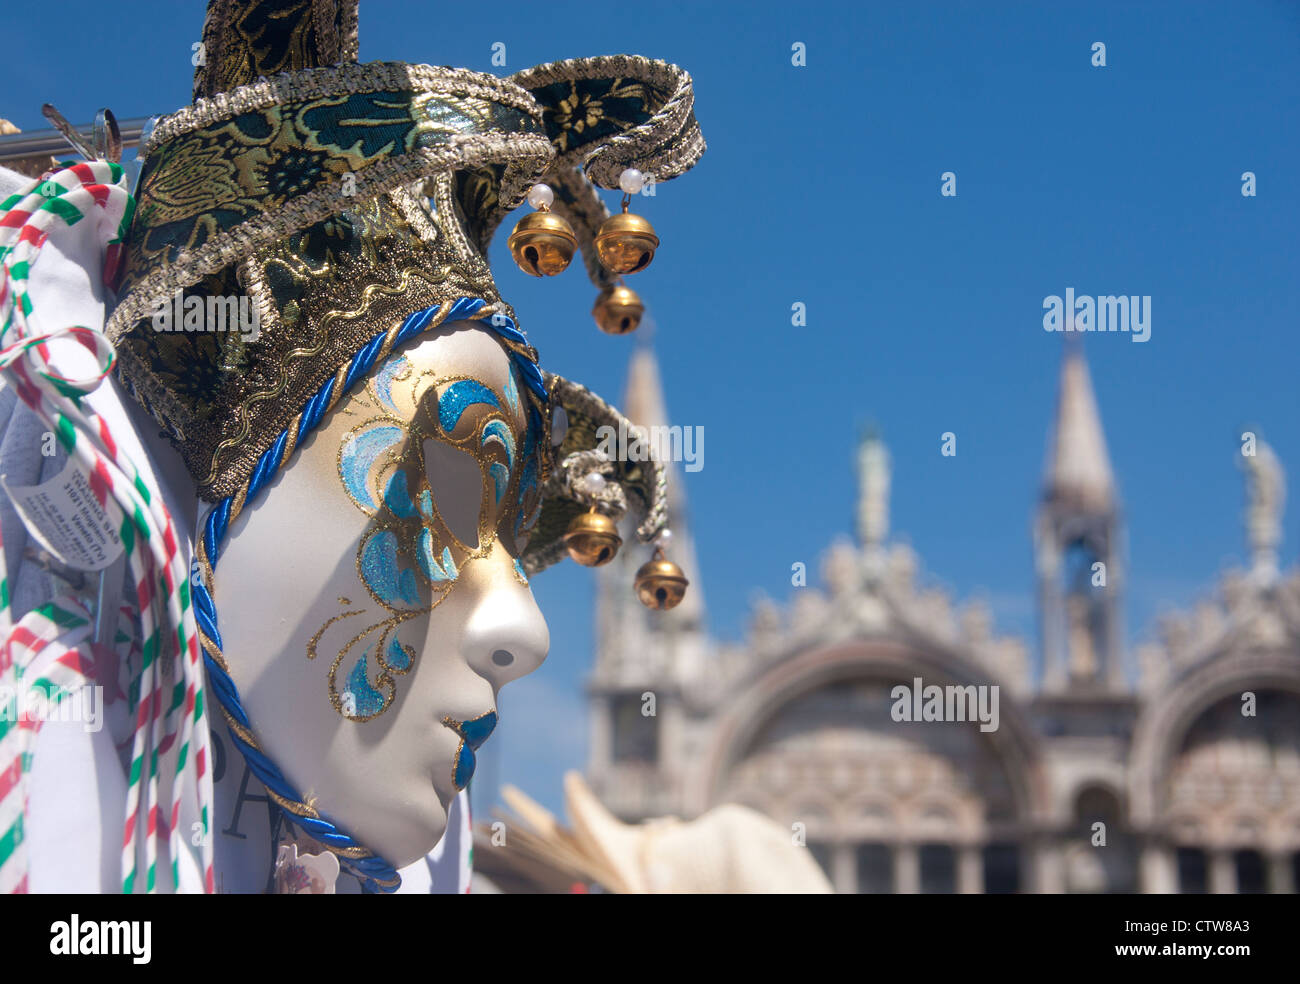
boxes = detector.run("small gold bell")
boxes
[508,209,577,277]
[594,204,659,275]
[591,284,645,335]
[634,547,689,611]
[563,509,622,567]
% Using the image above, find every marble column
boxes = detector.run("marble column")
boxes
[1267,851,1295,894]
[832,843,857,895]
[1140,842,1176,894]
[1033,840,1065,893]
[895,842,920,894]
[1209,850,1237,895]
[587,695,612,779]
[958,844,984,894]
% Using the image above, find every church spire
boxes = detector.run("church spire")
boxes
[621,346,702,622]
[1042,339,1115,514]
[1035,341,1124,692]
[623,344,670,452]
[588,342,708,819]
[593,343,706,678]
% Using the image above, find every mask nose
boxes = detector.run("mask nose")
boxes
[460,554,550,690]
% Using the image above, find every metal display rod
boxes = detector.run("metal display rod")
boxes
[0,116,152,162]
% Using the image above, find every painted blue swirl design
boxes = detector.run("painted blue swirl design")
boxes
[345,652,387,719]
[503,367,520,415]
[482,418,516,505]
[482,419,516,468]
[323,337,538,735]
[360,529,422,608]
[383,470,417,519]
[487,462,509,504]
[341,424,403,512]
[417,529,440,581]
[513,406,543,537]
[373,353,410,414]
[417,527,456,582]
[439,380,500,433]
[384,636,413,672]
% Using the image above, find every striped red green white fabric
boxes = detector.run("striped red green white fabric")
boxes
[0,594,94,893]
[0,159,214,893]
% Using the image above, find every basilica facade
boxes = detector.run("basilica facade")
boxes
[586,345,1300,894]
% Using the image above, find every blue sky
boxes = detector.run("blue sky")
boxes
[4,1,1296,816]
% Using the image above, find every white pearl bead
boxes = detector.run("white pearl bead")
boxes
[618,168,645,195]
[527,183,554,210]
[658,528,673,545]
[582,472,607,494]
[550,406,568,446]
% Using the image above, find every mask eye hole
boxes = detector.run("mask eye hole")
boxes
[423,438,481,548]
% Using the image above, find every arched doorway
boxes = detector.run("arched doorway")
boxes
[1063,784,1138,892]
[1161,689,1300,893]
[701,641,1043,893]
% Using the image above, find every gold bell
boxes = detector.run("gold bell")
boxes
[591,284,644,335]
[634,546,689,611]
[563,509,622,567]
[594,200,659,275]
[508,209,577,277]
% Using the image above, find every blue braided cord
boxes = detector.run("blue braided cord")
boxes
[192,572,223,651]
[298,376,337,439]
[192,297,545,893]
[247,427,291,502]
[203,498,229,569]
[344,330,391,393]
[515,356,546,400]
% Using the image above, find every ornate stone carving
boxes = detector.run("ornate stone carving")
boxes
[821,538,860,597]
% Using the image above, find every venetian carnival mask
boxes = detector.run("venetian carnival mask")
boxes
[80,0,706,889]
[216,324,551,866]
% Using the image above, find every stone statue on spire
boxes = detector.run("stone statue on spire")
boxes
[1241,437,1285,581]
[857,426,890,549]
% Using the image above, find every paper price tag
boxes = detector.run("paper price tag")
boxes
[1,461,124,571]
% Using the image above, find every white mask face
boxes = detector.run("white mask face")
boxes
[213,321,550,866]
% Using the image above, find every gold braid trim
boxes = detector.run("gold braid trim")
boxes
[105,131,553,343]
[509,55,702,188]
[166,61,543,150]
[199,265,450,488]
